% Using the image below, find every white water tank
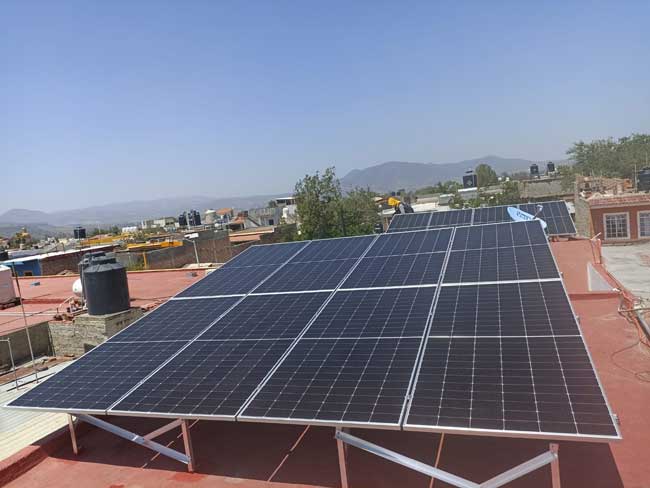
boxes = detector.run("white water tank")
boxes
[72,278,83,297]
[0,265,16,305]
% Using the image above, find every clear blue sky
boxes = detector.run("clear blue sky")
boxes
[2,0,649,213]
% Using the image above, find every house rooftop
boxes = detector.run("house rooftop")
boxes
[0,245,116,265]
[0,269,204,335]
[1,238,649,487]
[586,192,650,207]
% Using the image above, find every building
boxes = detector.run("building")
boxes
[116,229,231,270]
[575,192,650,242]
[518,177,573,201]
[0,245,117,276]
[153,217,176,228]
[248,207,282,227]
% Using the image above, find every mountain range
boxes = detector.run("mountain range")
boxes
[0,155,565,231]
[340,155,565,192]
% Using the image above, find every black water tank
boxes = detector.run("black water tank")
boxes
[83,262,130,315]
[530,164,539,177]
[0,250,8,261]
[463,174,478,188]
[547,162,555,173]
[638,167,650,192]
[73,226,87,239]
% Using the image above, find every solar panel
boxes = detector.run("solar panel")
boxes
[177,264,278,297]
[108,297,239,342]
[430,281,579,337]
[240,337,422,426]
[222,241,308,268]
[386,213,431,232]
[8,341,187,412]
[365,228,452,257]
[405,336,617,437]
[342,253,445,288]
[200,292,329,340]
[111,339,292,418]
[254,259,359,292]
[386,200,574,236]
[428,209,473,228]
[9,219,618,441]
[443,245,559,283]
[303,287,436,339]
[451,221,548,251]
[289,235,375,262]
[519,201,576,235]
[472,206,512,225]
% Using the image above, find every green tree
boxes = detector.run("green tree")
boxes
[294,167,343,239]
[567,133,650,179]
[294,168,380,239]
[475,164,498,187]
[339,188,380,236]
[494,181,521,205]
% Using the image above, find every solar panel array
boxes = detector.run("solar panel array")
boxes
[387,200,576,236]
[9,220,618,441]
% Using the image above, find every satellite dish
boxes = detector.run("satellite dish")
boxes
[507,207,547,230]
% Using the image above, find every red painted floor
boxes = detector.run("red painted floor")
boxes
[4,241,650,488]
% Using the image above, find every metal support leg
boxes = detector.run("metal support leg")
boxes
[181,420,196,473]
[67,415,79,455]
[550,443,561,488]
[336,427,349,488]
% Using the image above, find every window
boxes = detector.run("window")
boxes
[639,211,650,238]
[603,213,629,240]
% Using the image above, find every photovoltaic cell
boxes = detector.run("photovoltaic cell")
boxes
[342,253,445,288]
[428,209,473,228]
[451,221,547,251]
[200,292,329,340]
[406,336,617,436]
[177,264,277,297]
[430,282,579,336]
[240,337,422,426]
[386,213,431,232]
[254,259,358,293]
[111,340,292,417]
[443,245,559,283]
[222,242,308,268]
[365,228,452,257]
[303,287,436,339]
[289,235,375,263]
[109,297,239,342]
[472,206,512,225]
[9,341,186,412]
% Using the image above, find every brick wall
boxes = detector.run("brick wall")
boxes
[0,323,52,371]
[40,246,117,276]
[116,230,232,270]
[49,308,142,357]
[591,204,650,242]
[574,197,592,237]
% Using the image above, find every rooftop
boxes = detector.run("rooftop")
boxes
[0,269,204,335]
[0,245,116,265]
[1,238,649,487]
[586,192,650,207]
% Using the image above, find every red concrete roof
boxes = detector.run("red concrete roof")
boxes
[0,270,203,335]
[2,241,650,488]
[587,193,650,207]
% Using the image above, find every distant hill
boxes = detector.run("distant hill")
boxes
[340,155,567,193]
[0,194,280,228]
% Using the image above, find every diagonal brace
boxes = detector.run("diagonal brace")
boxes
[74,414,191,468]
[335,431,559,488]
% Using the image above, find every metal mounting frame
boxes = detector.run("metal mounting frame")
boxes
[335,429,560,488]
[68,414,196,472]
